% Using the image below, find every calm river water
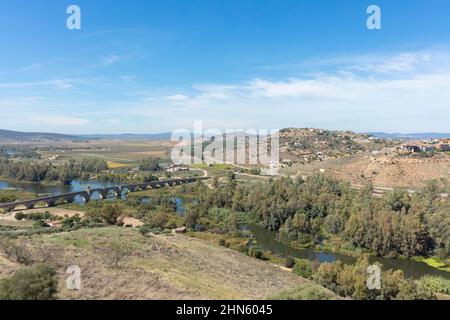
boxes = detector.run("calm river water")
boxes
[241,224,450,280]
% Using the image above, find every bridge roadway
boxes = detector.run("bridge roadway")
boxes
[0,177,204,213]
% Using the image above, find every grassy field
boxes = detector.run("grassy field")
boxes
[36,140,173,165]
[0,227,337,300]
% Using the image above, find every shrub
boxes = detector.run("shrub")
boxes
[269,283,335,300]
[138,225,153,236]
[149,212,169,229]
[293,259,313,279]
[285,257,296,269]
[102,240,133,269]
[0,264,58,300]
[0,238,32,265]
[248,246,265,260]
[87,203,124,225]
[0,191,16,203]
[416,276,450,296]
[14,212,25,221]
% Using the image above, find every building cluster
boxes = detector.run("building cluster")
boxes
[400,139,450,153]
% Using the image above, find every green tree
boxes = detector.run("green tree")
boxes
[87,203,124,225]
[293,259,313,279]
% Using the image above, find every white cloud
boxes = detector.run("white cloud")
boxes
[0,79,73,89]
[105,118,121,124]
[102,55,120,66]
[166,94,190,101]
[32,116,91,126]
[119,48,450,132]
[2,47,450,133]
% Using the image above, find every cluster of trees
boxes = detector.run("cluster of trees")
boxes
[312,256,433,300]
[285,256,449,300]
[86,203,124,225]
[138,158,162,172]
[0,190,17,203]
[0,146,40,159]
[197,174,449,259]
[0,157,108,184]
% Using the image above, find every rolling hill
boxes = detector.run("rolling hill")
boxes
[0,129,80,141]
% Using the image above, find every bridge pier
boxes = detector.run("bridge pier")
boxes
[46,201,56,208]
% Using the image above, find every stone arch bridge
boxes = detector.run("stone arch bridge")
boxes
[0,177,204,213]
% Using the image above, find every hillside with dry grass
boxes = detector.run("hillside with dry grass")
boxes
[283,149,450,190]
[0,227,336,300]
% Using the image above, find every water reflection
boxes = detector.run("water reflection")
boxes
[241,224,450,280]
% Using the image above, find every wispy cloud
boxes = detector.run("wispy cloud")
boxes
[119,47,450,132]
[32,116,91,126]
[166,94,190,101]
[2,47,450,133]
[0,77,103,89]
[0,63,43,75]
[101,55,120,66]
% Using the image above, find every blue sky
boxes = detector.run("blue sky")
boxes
[0,0,450,134]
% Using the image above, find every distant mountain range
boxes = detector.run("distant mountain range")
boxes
[1,128,449,142]
[368,132,450,140]
[81,133,173,140]
[0,129,80,141]
[0,129,172,141]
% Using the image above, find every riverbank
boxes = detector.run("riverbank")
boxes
[0,176,64,187]
[197,223,450,280]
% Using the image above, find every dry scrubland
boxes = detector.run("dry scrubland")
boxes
[285,151,450,190]
[0,227,336,300]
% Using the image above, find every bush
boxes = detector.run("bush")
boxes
[416,276,450,296]
[139,158,162,172]
[148,212,169,229]
[293,259,313,279]
[238,245,249,255]
[0,238,32,265]
[269,283,335,300]
[14,212,25,221]
[0,191,16,203]
[33,220,50,228]
[0,264,58,300]
[86,203,124,225]
[248,246,265,260]
[102,240,134,269]
[285,257,296,269]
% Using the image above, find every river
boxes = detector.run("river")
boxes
[241,224,450,280]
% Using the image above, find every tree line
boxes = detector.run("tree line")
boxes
[196,174,449,260]
[0,157,108,184]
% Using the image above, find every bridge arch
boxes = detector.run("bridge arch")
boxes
[89,190,105,200]
[121,187,131,194]
[74,194,89,204]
